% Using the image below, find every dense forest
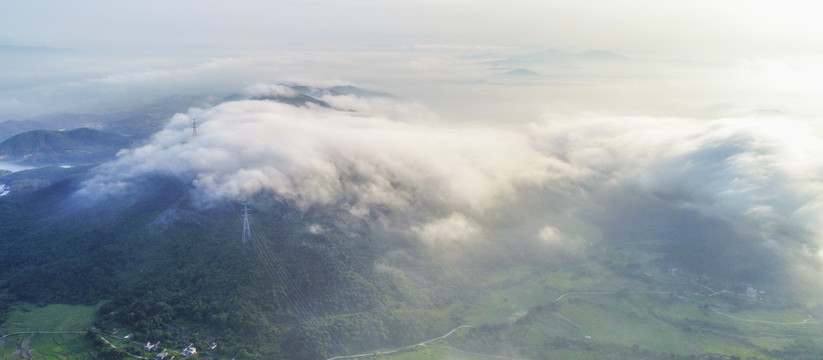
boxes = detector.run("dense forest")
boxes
[0,127,132,165]
[0,173,466,359]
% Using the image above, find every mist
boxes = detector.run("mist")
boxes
[68,77,823,300]
[7,3,823,359]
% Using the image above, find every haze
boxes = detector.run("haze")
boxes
[2,1,823,119]
[5,0,823,301]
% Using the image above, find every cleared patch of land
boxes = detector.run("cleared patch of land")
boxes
[0,303,100,360]
[369,253,823,360]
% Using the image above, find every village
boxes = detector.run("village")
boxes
[141,340,217,359]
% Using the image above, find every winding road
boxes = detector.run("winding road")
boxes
[708,307,815,325]
[556,290,673,302]
[325,325,472,360]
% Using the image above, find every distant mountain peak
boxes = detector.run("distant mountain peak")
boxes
[502,68,541,77]
[0,127,131,165]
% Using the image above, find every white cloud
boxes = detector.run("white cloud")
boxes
[537,226,562,244]
[68,76,823,295]
[80,91,577,217]
[244,83,297,98]
[412,212,479,245]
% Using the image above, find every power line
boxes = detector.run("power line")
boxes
[239,203,350,357]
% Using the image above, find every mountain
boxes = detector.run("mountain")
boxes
[2,168,821,360]
[252,92,332,108]
[0,165,94,197]
[0,95,218,142]
[501,68,541,77]
[289,85,395,99]
[0,119,51,142]
[0,174,462,359]
[0,127,132,165]
[489,48,632,66]
[1,88,821,360]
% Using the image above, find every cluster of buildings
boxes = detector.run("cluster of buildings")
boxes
[144,341,207,358]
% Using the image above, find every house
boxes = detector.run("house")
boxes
[746,285,757,298]
[144,342,160,351]
[207,343,218,351]
[182,344,197,357]
[156,351,168,360]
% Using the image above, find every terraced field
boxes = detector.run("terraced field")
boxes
[369,257,823,360]
[0,303,99,359]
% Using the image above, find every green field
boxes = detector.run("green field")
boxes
[5,256,822,360]
[368,256,823,360]
[0,303,99,360]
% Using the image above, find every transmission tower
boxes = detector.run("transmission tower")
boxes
[241,202,251,244]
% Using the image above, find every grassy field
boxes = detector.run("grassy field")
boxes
[4,250,823,360]
[370,254,823,360]
[0,303,99,360]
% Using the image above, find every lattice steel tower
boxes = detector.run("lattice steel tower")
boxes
[241,202,251,244]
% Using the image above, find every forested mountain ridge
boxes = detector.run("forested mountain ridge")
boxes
[0,172,463,359]
[0,127,132,165]
[2,85,821,360]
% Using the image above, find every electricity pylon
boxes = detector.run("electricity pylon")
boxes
[242,202,251,244]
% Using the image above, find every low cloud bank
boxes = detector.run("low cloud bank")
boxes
[80,88,574,217]
[79,87,823,294]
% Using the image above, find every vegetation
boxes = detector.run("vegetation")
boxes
[0,174,466,359]
[0,303,99,359]
[1,165,822,359]
[0,127,132,165]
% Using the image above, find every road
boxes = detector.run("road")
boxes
[555,289,816,326]
[1,332,85,360]
[708,307,815,325]
[0,331,85,340]
[556,290,673,302]
[689,280,730,296]
[325,325,471,360]
[437,345,522,360]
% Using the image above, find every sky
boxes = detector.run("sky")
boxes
[2,1,823,119]
[6,1,823,298]
[3,1,822,57]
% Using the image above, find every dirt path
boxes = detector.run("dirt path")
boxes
[555,313,583,329]
[325,325,471,360]
[709,307,815,325]
[1,332,87,360]
[0,332,85,341]
[556,290,673,302]
[12,333,37,359]
[689,280,729,296]
[437,345,522,360]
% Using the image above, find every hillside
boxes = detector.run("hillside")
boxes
[0,87,821,360]
[0,128,132,165]
[0,174,465,359]
[2,171,822,360]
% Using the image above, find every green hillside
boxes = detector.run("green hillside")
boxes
[0,128,131,165]
[0,174,465,359]
[2,173,822,359]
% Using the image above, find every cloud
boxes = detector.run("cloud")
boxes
[537,225,563,245]
[76,84,823,295]
[244,83,298,98]
[80,91,577,219]
[413,212,479,245]
[531,114,823,289]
